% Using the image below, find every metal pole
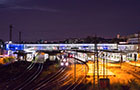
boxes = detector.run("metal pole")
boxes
[94,35,100,89]
[106,53,108,78]
[120,54,122,68]
[9,25,13,41]
[96,46,100,88]
[85,63,86,83]
[93,53,96,89]
[97,49,100,89]
[74,58,76,82]
[135,57,136,71]
[103,54,105,78]
[138,32,140,61]
[19,31,21,44]
[137,31,140,68]
[102,53,103,78]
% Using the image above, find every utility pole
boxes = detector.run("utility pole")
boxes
[120,53,123,68]
[74,54,76,82]
[9,25,13,42]
[9,25,13,73]
[94,35,100,89]
[93,52,96,89]
[138,32,140,62]
[106,53,108,78]
[103,54,105,78]
[74,59,76,82]
[19,31,21,43]
[96,36,100,89]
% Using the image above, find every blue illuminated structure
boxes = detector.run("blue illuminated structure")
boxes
[59,46,65,50]
[6,44,24,51]
[59,44,66,50]
[5,43,117,51]
[82,45,88,50]
[103,45,108,50]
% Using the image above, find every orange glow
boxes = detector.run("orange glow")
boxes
[0,58,4,64]
[41,52,45,55]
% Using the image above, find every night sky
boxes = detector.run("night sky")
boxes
[0,0,140,42]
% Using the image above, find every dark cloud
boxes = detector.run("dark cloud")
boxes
[0,4,7,8]
[0,0,60,12]
[9,6,60,12]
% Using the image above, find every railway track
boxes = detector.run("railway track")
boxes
[64,61,88,90]
[121,63,140,80]
[12,61,37,81]
[0,61,37,90]
[14,63,44,90]
[36,58,89,90]
[39,66,83,90]
[31,67,67,90]
[4,61,43,90]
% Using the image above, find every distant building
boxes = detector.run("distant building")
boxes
[117,34,120,39]
[127,33,140,44]
[64,38,80,44]
[118,33,140,44]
